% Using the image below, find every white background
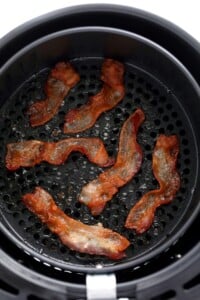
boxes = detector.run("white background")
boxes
[0,0,200,42]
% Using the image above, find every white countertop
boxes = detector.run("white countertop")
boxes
[0,0,200,42]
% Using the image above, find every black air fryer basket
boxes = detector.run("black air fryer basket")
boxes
[0,5,200,300]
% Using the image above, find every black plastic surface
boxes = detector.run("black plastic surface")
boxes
[0,5,199,83]
[0,4,200,300]
[0,216,200,299]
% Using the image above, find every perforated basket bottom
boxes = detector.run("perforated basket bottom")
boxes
[0,58,196,270]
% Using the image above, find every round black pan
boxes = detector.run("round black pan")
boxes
[0,26,199,274]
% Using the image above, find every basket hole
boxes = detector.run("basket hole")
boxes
[167,213,174,220]
[135,97,141,104]
[136,87,143,93]
[128,232,135,239]
[125,102,132,109]
[28,215,35,222]
[136,191,142,198]
[69,96,75,102]
[154,119,161,126]
[78,93,85,100]
[90,74,97,80]
[42,238,48,245]
[157,107,164,114]
[160,96,166,103]
[128,73,135,80]
[166,103,172,110]
[146,83,152,90]
[183,168,190,175]
[184,158,190,165]
[180,187,186,194]
[18,220,25,226]
[137,77,144,84]
[33,233,40,240]
[182,138,189,146]
[150,131,157,138]
[39,132,46,138]
[112,219,119,226]
[163,115,169,122]
[7,203,14,210]
[13,212,19,218]
[91,65,98,70]
[137,239,144,246]
[144,93,150,100]
[127,92,133,99]
[167,124,174,131]
[183,148,190,155]
[81,65,88,70]
[3,194,10,201]
[50,243,57,250]
[179,129,186,136]
[35,222,42,229]
[159,128,165,134]
[171,111,178,118]
[60,246,67,254]
[114,117,121,124]
[176,120,182,127]
[146,153,152,160]
[145,233,152,241]
[74,211,80,218]
[43,228,50,235]
[26,227,33,233]
[152,89,159,95]
[172,205,178,212]
[127,82,134,89]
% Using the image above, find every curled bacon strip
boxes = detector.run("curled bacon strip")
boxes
[79,109,145,215]
[63,59,125,133]
[27,62,80,127]
[6,138,114,171]
[125,135,181,234]
[22,187,130,259]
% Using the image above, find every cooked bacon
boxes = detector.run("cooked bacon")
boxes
[125,135,181,234]
[27,62,80,127]
[63,59,125,133]
[6,138,114,171]
[79,109,145,215]
[22,187,130,259]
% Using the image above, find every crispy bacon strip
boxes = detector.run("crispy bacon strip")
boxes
[22,187,130,259]
[63,59,125,133]
[27,62,80,127]
[79,109,145,215]
[6,138,114,171]
[125,135,181,234]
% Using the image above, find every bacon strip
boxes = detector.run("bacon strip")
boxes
[22,187,130,259]
[125,135,181,234]
[6,138,114,171]
[27,62,80,127]
[63,59,125,133]
[79,109,145,215]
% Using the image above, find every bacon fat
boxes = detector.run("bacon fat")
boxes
[6,138,114,171]
[79,109,145,215]
[125,135,181,234]
[63,59,125,133]
[27,62,80,127]
[22,187,130,259]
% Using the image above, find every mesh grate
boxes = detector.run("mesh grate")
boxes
[0,58,197,270]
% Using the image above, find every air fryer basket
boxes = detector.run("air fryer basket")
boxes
[0,27,200,275]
